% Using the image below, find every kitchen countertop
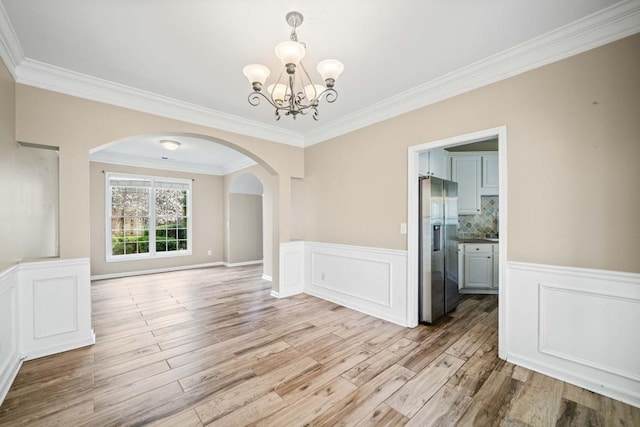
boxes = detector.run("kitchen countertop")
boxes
[458,238,499,244]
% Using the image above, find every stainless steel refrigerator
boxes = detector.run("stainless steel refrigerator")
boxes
[419,176,459,324]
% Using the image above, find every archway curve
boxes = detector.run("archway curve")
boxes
[89,132,279,177]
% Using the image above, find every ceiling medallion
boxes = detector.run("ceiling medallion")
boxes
[242,11,344,121]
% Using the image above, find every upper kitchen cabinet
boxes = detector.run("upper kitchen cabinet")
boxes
[450,155,481,214]
[418,148,447,179]
[481,153,499,194]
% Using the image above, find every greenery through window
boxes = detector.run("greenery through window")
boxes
[107,173,191,261]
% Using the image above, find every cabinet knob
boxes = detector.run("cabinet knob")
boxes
[487,256,491,259]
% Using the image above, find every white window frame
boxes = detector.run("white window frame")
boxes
[105,172,193,262]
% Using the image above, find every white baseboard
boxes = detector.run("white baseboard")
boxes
[262,274,272,282]
[223,260,263,267]
[23,332,96,361]
[505,261,640,408]
[91,261,224,280]
[270,290,280,298]
[0,357,22,406]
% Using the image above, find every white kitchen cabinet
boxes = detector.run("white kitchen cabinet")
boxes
[450,156,481,214]
[418,148,448,179]
[461,243,498,290]
[482,154,499,193]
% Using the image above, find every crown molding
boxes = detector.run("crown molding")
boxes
[303,0,640,146]
[90,151,255,176]
[0,2,23,79]
[13,59,305,147]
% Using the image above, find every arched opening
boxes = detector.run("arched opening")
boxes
[88,133,278,283]
[226,173,266,269]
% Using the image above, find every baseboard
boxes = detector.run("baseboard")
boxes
[91,262,224,280]
[262,274,272,282]
[22,332,96,361]
[269,290,280,298]
[505,261,640,408]
[0,356,22,406]
[222,260,263,267]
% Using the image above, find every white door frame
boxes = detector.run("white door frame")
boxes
[406,126,508,359]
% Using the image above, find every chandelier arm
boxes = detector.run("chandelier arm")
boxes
[248,91,279,109]
[297,61,317,106]
[321,88,338,103]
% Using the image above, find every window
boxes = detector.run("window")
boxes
[106,172,192,261]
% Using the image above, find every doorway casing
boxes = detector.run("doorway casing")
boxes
[407,126,507,359]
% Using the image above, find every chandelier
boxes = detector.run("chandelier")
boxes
[242,11,344,121]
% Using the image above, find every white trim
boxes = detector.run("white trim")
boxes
[406,126,507,344]
[90,261,224,281]
[0,358,21,407]
[90,151,257,176]
[303,1,640,146]
[505,261,640,408]
[105,171,193,263]
[23,334,95,361]
[262,274,273,282]
[223,260,263,267]
[0,2,22,79]
[278,241,305,297]
[0,3,637,146]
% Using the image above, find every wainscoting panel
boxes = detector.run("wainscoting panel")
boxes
[0,266,21,406]
[18,258,95,360]
[278,241,305,297]
[303,242,408,326]
[506,262,640,407]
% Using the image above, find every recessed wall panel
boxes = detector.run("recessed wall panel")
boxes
[33,277,78,338]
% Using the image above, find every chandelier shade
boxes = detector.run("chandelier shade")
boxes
[243,11,344,120]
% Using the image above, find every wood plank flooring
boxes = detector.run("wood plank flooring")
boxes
[0,265,638,426]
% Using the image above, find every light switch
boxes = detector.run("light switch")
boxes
[400,223,407,234]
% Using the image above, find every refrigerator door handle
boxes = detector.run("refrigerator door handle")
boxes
[433,225,441,252]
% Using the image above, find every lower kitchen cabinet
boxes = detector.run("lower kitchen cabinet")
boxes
[460,243,498,292]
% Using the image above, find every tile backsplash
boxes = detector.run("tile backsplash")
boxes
[459,196,499,238]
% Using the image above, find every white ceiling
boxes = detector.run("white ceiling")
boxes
[1,0,639,168]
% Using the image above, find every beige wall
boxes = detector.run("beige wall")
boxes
[0,62,17,270]
[228,194,263,263]
[304,34,640,273]
[14,86,304,288]
[90,162,224,276]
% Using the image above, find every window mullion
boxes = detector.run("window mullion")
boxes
[149,178,156,256]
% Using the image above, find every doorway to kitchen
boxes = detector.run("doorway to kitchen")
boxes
[407,126,507,359]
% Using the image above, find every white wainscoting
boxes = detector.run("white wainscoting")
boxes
[0,265,21,406]
[505,261,640,408]
[275,241,305,298]
[278,241,408,326]
[0,258,95,406]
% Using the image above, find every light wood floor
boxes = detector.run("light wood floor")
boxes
[1,265,638,426]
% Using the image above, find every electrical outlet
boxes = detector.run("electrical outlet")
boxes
[207,250,212,256]
[400,223,407,234]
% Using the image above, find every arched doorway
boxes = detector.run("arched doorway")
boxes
[88,133,278,283]
[226,173,266,269]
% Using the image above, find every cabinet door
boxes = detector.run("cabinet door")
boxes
[482,154,499,192]
[465,253,493,288]
[451,156,481,214]
[429,148,447,179]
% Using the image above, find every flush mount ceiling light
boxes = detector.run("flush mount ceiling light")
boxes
[160,140,181,151]
[242,11,344,121]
